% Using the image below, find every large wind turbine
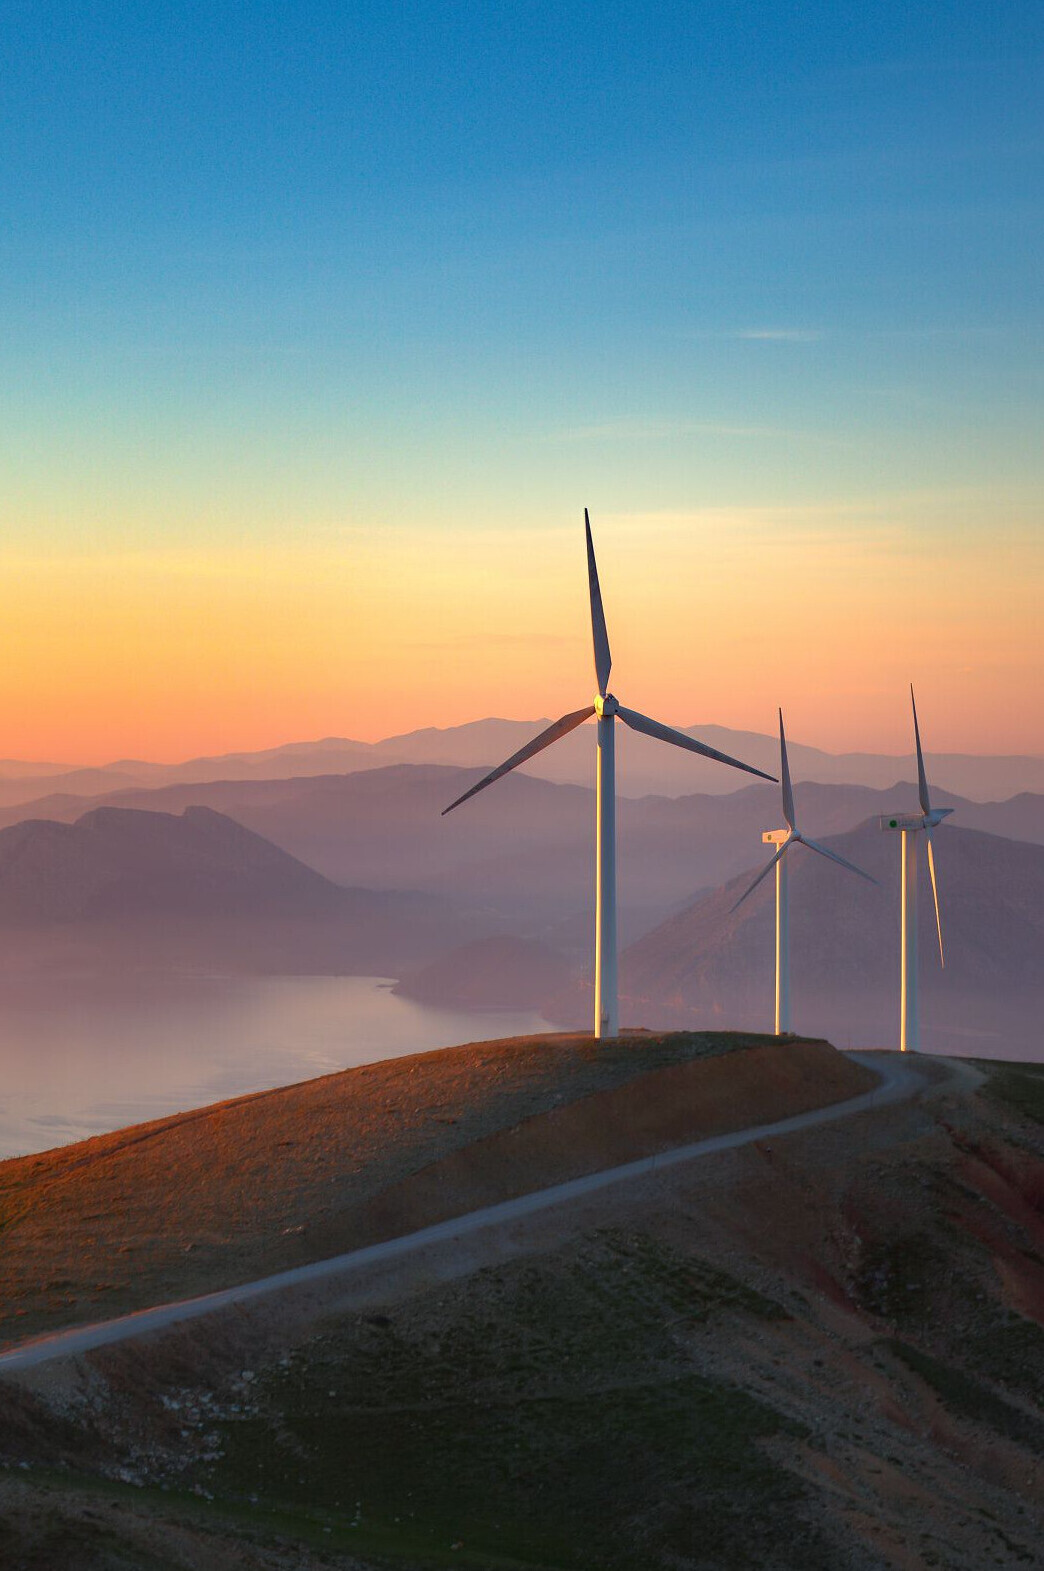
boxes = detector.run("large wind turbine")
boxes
[442,510,774,1038]
[732,709,873,1034]
[879,687,953,1052]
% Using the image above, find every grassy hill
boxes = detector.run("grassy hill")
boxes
[0,1029,854,1347]
[0,1035,1042,1569]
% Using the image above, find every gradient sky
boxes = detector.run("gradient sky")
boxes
[2,2,1042,762]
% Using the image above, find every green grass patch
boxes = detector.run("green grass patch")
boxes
[977,1061,1044,1126]
[0,1463,549,1571]
[201,1234,826,1570]
[211,1372,810,1569]
[593,1229,789,1324]
[886,1339,1044,1452]
[856,1232,949,1325]
[965,1317,1044,1409]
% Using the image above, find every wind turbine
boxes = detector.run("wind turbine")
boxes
[879,686,953,1052]
[442,510,775,1038]
[732,709,874,1035]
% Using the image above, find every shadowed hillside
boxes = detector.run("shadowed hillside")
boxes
[0,806,477,975]
[0,805,351,921]
[619,820,1044,1052]
[393,934,575,1008]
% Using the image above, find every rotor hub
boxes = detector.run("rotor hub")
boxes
[595,692,619,718]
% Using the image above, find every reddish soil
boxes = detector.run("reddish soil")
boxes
[313,1037,873,1254]
[0,1030,862,1348]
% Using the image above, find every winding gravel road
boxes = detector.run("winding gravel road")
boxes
[0,1050,935,1374]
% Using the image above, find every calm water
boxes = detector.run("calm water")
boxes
[0,975,556,1159]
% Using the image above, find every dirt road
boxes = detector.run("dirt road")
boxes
[0,1049,932,1374]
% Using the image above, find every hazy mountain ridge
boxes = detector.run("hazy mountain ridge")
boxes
[0,805,478,974]
[0,717,1040,807]
[0,805,351,923]
[0,771,1038,1049]
[615,818,1044,1052]
[0,766,1037,952]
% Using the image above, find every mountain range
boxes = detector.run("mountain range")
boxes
[397,816,1044,1057]
[0,764,1038,951]
[0,716,1041,805]
[0,742,1038,1052]
[0,806,476,975]
[612,819,1044,1054]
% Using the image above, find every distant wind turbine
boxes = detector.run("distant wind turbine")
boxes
[879,686,953,1052]
[733,709,874,1035]
[443,510,775,1038]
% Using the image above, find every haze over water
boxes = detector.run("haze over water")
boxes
[1,967,1038,1163]
[0,975,554,1160]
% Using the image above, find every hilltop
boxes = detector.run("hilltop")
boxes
[0,1029,856,1348]
[0,1032,1042,1569]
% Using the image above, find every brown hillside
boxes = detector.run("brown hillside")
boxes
[1,1053,1043,1571]
[0,1030,867,1349]
[325,1037,871,1254]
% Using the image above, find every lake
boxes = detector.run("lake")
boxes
[0,974,557,1159]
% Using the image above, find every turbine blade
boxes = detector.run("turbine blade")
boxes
[799,834,877,883]
[442,706,596,815]
[779,708,795,830]
[585,509,612,697]
[926,830,945,967]
[911,684,932,816]
[617,706,776,782]
[731,842,790,912]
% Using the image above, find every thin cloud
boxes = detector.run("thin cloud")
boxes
[601,486,1042,551]
[552,418,799,443]
[734,328,823,342]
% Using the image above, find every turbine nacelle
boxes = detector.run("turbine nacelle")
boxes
[595,692,619,718]
[880,808,952,833]
[739,709,874,1035]
[731,710,873,914]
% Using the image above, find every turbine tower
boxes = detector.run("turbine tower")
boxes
[733,709,873,1035]
[443,510,774,1038]
[879,686,952,1052]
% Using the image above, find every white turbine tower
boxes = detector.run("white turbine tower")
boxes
[733,709,874,1035]
[880,686,952,1052]
[442,510,774,1039]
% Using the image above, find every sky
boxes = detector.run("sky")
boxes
[1,1,1041,763]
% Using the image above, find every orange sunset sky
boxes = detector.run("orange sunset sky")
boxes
[3,6,1041,766]
[2,497,1040,764]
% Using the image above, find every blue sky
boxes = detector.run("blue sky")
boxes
[1,2,1042,756]
[5,2,1042,524]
